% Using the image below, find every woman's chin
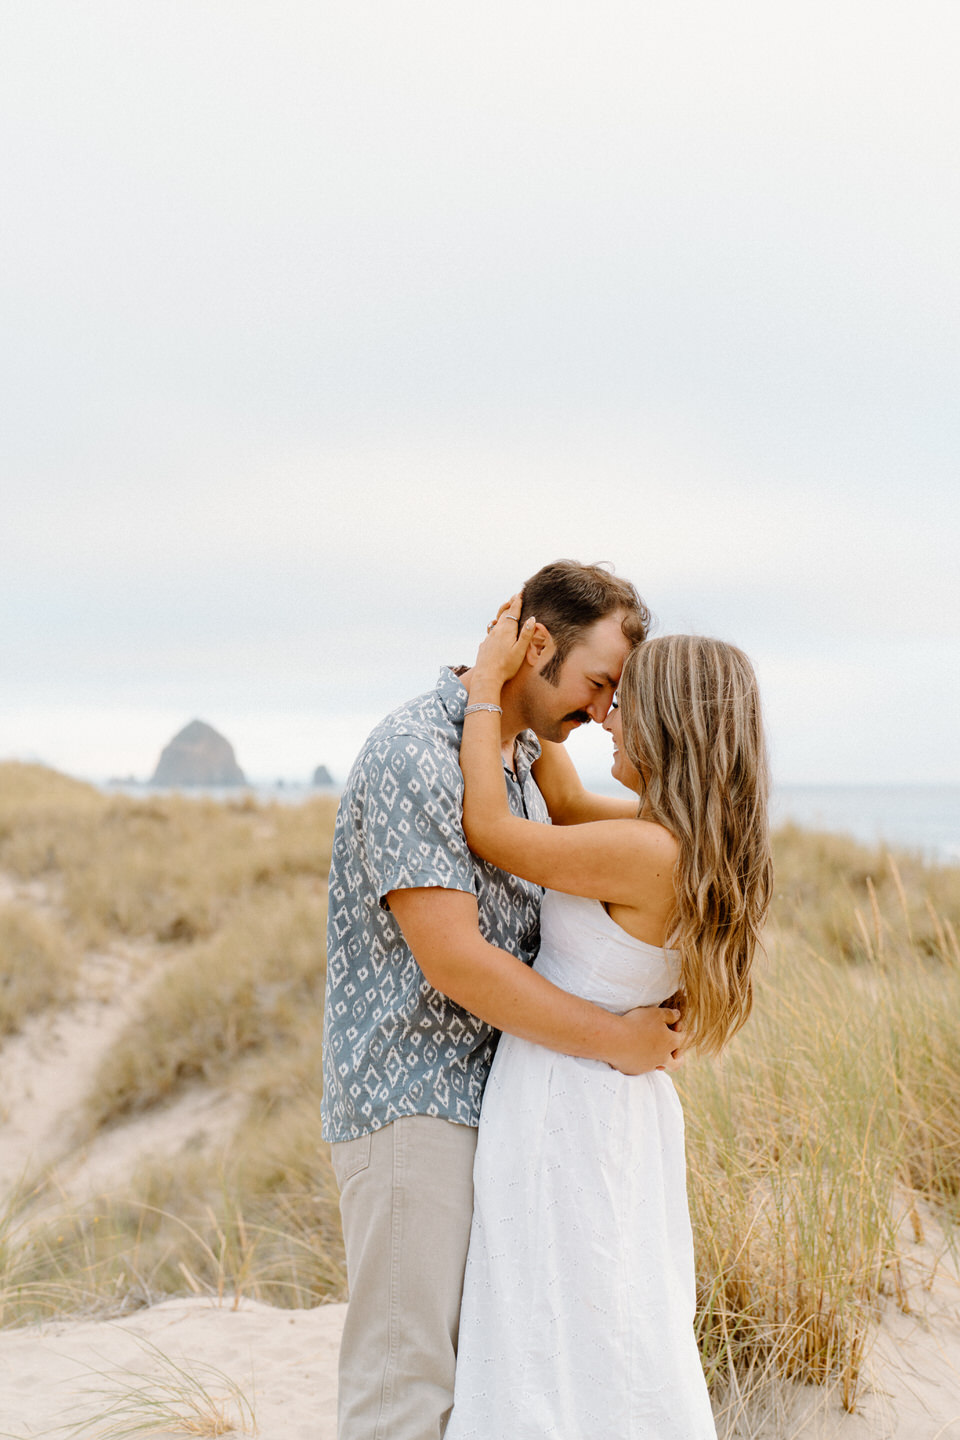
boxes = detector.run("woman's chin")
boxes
[611,759,641,795]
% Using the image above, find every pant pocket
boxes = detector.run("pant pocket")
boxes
[330,1132,373,1188]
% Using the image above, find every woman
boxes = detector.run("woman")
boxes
[445,604,773,1439]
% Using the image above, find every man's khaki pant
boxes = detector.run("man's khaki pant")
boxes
[331,1115,478,1440]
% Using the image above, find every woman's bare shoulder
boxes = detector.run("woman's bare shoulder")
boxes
[630,818,680,869]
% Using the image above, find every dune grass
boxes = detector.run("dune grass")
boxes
[770,821,960,964]
[0,902,77,1035]
[682,945,899,1409]
[1,1111,346,1327]
[1,762,959,1412]
[680,846,960,1409]
[0,762,337,948]
[86,883,328,1127]
[52,1333,257,1438]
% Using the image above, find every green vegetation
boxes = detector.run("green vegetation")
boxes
[0,761,958,1413]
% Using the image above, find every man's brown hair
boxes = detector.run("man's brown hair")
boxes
[518,560,651,685]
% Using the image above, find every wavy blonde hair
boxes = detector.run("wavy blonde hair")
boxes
[618,635,774,1056]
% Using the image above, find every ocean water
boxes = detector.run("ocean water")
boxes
[101,779,334,807]
[772,785,960,866]
[579,771,959,865]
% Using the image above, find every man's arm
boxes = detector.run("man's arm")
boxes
[387,887,682,1075]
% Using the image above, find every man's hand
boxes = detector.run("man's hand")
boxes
[606,1005,685,1075]
[388,887,685,1072]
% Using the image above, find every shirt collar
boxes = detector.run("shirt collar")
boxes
[437,665,471,722]
[437,667,542,774]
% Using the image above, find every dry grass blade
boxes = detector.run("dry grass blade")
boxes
[84,883,327,1130]
[55,1333,257,1438]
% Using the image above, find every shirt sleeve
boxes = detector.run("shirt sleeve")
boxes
[360,731,477,907]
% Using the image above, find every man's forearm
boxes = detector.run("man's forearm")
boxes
[387,887,681,1075]
[429,933,627,1062]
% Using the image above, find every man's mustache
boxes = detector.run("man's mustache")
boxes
[564,711,592,725]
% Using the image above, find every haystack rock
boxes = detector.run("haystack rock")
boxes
[150,720,246,787]
[312,764,334,787]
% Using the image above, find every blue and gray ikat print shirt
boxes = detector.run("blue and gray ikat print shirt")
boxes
[321,667,548,1143]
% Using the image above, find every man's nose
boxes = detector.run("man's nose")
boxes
[587,692,615,723]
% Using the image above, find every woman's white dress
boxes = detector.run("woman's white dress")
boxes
[446,889,717,1440]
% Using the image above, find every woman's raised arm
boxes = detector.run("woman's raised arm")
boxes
[532,739,640,826]
[459,605,673,906]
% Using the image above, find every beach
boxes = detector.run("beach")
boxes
[2,1253,959,1437]
[2,765,960,1437]
[2,938,958,1440]
[0,1298,342,1439]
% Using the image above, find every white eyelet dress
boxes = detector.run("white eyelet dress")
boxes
[445,890,717,1440]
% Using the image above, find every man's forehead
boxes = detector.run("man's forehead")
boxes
[569,613,633,677]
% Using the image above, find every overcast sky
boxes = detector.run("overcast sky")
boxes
[3,1,958,786]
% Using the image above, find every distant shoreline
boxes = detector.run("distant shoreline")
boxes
[93,777,960,867]
[771,783,960,866]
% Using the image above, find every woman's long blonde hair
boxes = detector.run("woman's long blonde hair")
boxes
[619,635,774,1056]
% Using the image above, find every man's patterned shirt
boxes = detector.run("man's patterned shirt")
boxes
[321,667,548,1143]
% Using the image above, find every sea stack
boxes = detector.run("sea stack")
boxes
[150,720,246,787]
[312,764,334,787]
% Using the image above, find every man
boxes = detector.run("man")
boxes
[321,560,682,1440]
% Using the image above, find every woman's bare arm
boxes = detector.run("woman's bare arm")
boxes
[532,739,641,825]
[460,614,676,908]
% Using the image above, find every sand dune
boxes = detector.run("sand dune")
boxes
[0,931,243,1213]
[2,862,960,1438]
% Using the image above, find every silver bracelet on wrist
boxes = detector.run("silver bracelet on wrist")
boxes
[463,703,503,717]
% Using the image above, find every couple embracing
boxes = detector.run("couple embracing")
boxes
[321,559,773,1439]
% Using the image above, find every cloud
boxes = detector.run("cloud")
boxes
[3,2,958,781]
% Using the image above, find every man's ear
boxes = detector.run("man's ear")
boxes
[524,622,552,666]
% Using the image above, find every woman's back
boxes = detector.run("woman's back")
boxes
[534,890,680,1012]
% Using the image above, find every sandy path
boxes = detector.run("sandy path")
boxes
[0,946,153,1190]
[0,871,243,1209]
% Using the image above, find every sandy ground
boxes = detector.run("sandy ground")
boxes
[0,1296,342,1439]
[744,1246,960,1440]
[1,1274,959,1439]
[2,867,959,1439]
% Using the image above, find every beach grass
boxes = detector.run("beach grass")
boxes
[85,882,328,1128]
[0,762,337,949]
[0,902,77,1036]
[51,1332,258,1438]
[1,761,959,1410]
[681,844,960,1409]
